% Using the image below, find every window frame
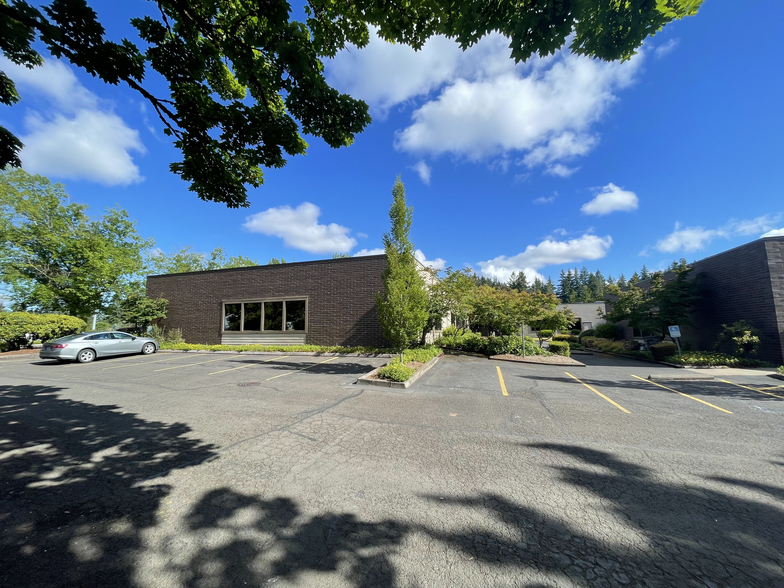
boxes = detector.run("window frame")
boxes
[221,297,308,334]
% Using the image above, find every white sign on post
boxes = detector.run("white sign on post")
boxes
[668,325,681,338]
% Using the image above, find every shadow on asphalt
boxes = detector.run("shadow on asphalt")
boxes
[1,384,782,587]
[226,359,381,376]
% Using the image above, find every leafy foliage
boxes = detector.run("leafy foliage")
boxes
[0,311,86,350]
[0,169,151,317]
[650,341,678,361]
[376,361,415,382]
[435,327,550,357]
[0,0,702,206]
[715,320,761,357]
[667,352,773,368]
[160,342,388,353]
[147,246,258,275]
[594,322,621,340]
[548,341,570,356]
[114,294,168,330]
[376,177,428,358]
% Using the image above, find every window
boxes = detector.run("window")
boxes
[244,303,262,331]
[264,301,283,331]
[222,299,306,332]
[113,333,134,340]
[224,303,241,331]
[286,300,306,331]
[87,333,113,340]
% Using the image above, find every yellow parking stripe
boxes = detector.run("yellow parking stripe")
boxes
[717,379,784,400]
[265,356,339,380]
[758,384,784,391]
[631,375,732,413]
[209,355,289,375]
[496,366,509,396]
[565,372,630,413]
[103,356,178,370]
[154,357,228,372]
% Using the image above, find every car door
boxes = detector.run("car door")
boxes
[111,332,141,354]
[85,333,122,356]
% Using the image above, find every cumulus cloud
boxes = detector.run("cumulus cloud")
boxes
[654,39,680,59]
[411,160,432,185]
[2,57,145,185]
[762,228,784,238]
[478,234,613,283]
[353,248,385,257]
[243,202,358,253]
[533,192,557,205]
[581,183,639,216]
[654,214,782,253]
[415,249,446,271]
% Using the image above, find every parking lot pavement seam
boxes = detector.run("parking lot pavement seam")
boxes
[565,371,631,414]
[717,379,784,400]
[208,355,289,375]
[630,374,733,414]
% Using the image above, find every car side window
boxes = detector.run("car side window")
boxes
[86,334,100,340]
[112,333,134,340]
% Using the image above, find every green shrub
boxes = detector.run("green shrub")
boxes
[0,312,87,351]
[594,323,620,340]
[570,343,584,351]
[570,329,581,336]
[376,360,415,382]
[552,334,572,342]
[548,341,570,356]
[715,320,761,357]
[777,366,784,375]
[401,346,441,364]
[578,328,595,341]
[650,342,678,361]
[538,330,553,339]
[623,340,642,352]
[667,352,774,368]
[150,325,186,344]
[160,342,387,354]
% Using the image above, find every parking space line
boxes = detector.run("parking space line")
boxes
[759,385,784,391]
[717,379,784,400]
[153,358,228,372]
[103,356,180,370]
[265,356,339,380]
[209,355,289,375]
[495,366,509,396]
[565,372,630,413]
[631,375,732,414]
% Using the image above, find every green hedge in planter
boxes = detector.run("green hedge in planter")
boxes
[594,323,621,340]
[0,312,87,351]
[548,341,570,356]
[650,342,678,361]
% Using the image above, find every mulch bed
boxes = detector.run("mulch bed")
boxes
[490,354,585,366]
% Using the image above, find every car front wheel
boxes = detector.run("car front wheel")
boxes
[141,343,156,355]
[77,349,96,364]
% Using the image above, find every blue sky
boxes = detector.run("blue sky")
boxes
[2,1,783,283]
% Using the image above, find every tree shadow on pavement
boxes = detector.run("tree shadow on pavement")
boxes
[167,487,406,588]
[0,384,217,588]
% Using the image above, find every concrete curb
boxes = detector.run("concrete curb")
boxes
[356,353,443,389]
[159,349,396,358]
[489,355,586,367]
[441,348,488,358]
[647,374,714,382]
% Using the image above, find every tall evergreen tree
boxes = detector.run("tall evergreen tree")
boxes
[617,273,628,291]
[507,271,529,292]
[376,178,428,360]
[640,264,650,281]
[544,277,556,296]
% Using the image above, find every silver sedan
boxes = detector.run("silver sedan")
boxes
[39,331,159,363]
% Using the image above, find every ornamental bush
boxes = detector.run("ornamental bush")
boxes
[548,341,570,356]
[578,328,595,341]
[667,352,773,368]
[0,312,87,351]
[539,330,554,339]
[376,360,415,382]
[594,323,621,340]
[650,341,678,361]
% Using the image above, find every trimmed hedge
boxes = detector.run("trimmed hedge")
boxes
[538,330,554,339]
[160,342,388,354]
[553,334,579,343]
[377,361,416,382]
[548,341,570,356]
[666,352,774,368]
[0,312,87,351]
[650,342,678,361]
[594,323,621,340]
[578,328,595,341]
[435,329,552,357]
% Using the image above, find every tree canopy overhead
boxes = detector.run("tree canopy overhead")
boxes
[1,0,702,207]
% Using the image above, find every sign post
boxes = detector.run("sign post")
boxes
[668,325,682,357]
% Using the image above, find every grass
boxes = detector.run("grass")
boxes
[160,342,390,354]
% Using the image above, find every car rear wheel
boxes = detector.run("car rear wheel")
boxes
[77,349,96,364]
[141,342,156,355]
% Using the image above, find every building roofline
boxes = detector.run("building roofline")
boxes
[146,254,386,279]
[689,235,783,267]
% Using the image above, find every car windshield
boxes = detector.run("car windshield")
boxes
[49,333,86,343]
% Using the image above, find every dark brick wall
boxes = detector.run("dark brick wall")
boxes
[146,255,389,347]
[684,238,783,364]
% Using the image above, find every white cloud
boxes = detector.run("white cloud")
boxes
[581,183,639,216]
[478,234,613,283]
[391,44,641,169]
[353,248,385,257]
[356,232,369,239]
[415,249,446,271]
[762,228,784,238]
[533,192,557,205]
[243,202,358,253]
[545,164,580,177]
[1,57,145,185]
[654,214,782,253]
[411,160,431,185]
[654,39,680,59]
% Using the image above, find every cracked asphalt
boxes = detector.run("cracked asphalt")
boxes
[1,350,783,588]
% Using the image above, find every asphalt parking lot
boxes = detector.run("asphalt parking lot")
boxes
[1,350,783,588]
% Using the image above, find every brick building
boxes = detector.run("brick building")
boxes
[146,255,389,347]
[622,236,784,364]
